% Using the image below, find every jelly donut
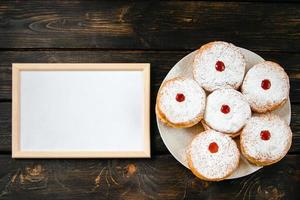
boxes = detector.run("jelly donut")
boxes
[241,61,290,113]
[193,41,246,92]
[203,88,251,137]
[188,130,240,181]
[156,77,206,128]
[240,114,292,166]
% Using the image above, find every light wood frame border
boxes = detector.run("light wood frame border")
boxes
[12,63,151,158]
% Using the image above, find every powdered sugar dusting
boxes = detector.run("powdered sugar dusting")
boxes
[241,114,292,162]
[204,88,251,133]
[159,78,206,124]
[193,41,246,92]
[189,130,240,179]
[242,61,289,112]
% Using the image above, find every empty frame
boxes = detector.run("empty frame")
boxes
[12,63,150,158]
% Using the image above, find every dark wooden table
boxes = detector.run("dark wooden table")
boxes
[0,1,299,199]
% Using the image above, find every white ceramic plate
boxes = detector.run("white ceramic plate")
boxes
[156,48,291,179]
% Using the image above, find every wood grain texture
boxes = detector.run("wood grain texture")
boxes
[0,1,299,51]
[1,101,300,154]
[0,50,299,102]
[0,154,299,200]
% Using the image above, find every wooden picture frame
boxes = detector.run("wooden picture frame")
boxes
[12,63,150,158]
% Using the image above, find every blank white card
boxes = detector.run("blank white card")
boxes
[13,63,150,158]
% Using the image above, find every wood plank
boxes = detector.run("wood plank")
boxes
[0,50,299,102]
[0,102,10,152]
[1,101,300,154]
[0,1,299,51]
[0,154,299,200]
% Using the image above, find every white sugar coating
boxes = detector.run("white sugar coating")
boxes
[193,41,246,92]
[204,88,251,134]
[242,61,289,112]
[189,130,240,179]
[241,114,292,162]
[158,78,206,124]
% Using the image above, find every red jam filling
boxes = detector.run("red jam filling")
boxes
[261,79,271,90]
[176,93,185,102]
[215,61,225,72]
[208,142,219,153]
[221,104,230,114]
[260,130,271,141]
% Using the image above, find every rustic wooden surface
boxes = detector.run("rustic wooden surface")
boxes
[0,1,299,199]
